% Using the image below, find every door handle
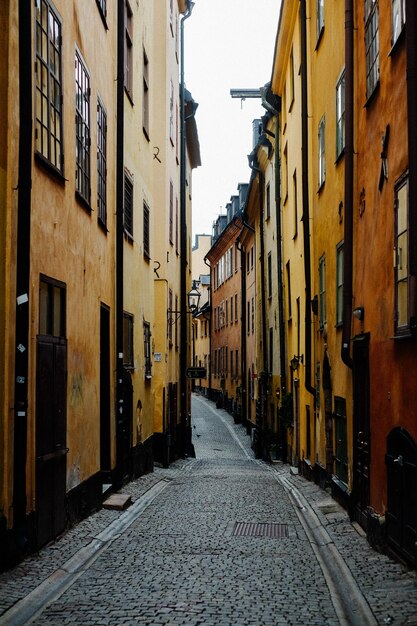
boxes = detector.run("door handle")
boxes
[393,455,403,467]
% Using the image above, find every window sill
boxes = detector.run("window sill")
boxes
[389,27,405,57]
[143,127,150,142]
[96,1,109,29]
[391,331,416,341]
[75,191,92,214]
[124,230,134,244]
[125,87,134,107]
[335,148,345,166]
[315,26,324,51]
[98,218,108,235]
[35,152,66,185]
[364,81,380,109]
[317,181,325,194]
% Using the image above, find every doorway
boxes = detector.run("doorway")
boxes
[100,305,111,476]
[352,333,371,529]
[386,427,417,565]
[35,277,67,548]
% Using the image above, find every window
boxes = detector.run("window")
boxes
[169,80,174,144]
[75,51,91,204]
[250,247,254,271]
[124,1,133,97]
[143,49,149,139]
[334,397,348,484]
[394,176,409,335]
[247,301,250,335]
[392,0,405,45]
[39,276,66,337]
[124,171,133,237]
[318,116,326,189]
[266,183,271,220]
[316,0,324,41]
[365,0,379,99]
[35,0,63,172]
[269,328,273,375]
[336,71,345,159]
[169,0,174,34]
[235,350,239,380]
[289,48,295,108]
[235,294,238,322]
[123,312,134,368]
[175,196,179,254]
[96,0,107,21]
[230,350,234,378]
[293,170,298,238]
[97,98,107,226]
[286,261,292,319]
[168,289,173,344]
[251,297,255,334]
[283,144,288,202]
[230,296,234,324]
[144,322,152,378]
[169,180,174,244]
[319,255,326,330]
[267,252,272,299]
[235,245,238,273]
[143,202,150,259]
[226,300,229,326]
[336,242,344,326]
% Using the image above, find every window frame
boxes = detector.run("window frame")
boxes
[316,0,324,44]
[336,70,345,160]
[75,50,91,206]
[143,201,150,260]
[39,275,66,338]
[365,0,379,100]
[123,312,134,369]
[97,97,107,228]
[394,174,409,336]
[319,254,326,330]
[144,321,152,378]
[35,0,64,175]
[124,1,133,99]
[143,48,150,140]
[318,116,326,190]
[124,170,134,239]
[392,0,405,46]
[336,242,344,327]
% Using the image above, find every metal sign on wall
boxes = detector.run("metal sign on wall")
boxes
[185,367,207,379]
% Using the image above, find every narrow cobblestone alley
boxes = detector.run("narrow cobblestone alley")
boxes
[1,395,417,626]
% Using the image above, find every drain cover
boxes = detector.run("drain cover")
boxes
[233,522,288,538]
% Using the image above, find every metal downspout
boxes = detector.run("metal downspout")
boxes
[13,0,33,532]
[204,257,212,398]
[115,0,125,481]
[236,241,247,422]
[179,2,194,457]
[406,0,417,332]
[275,115,287,396]
[342,0,354,368]
[300,0,316,395]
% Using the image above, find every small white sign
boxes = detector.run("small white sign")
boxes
[154,352,162,362]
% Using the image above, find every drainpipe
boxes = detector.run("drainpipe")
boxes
[204,257,212,398]
[179,1,194,457]
[341,0,354,367]
[275,114,287,397]
[115,0,125,481]
[406,0,417,332]
[236,237,249,424]
[13,0,33,535]
[248,155,268,456]
[300,0,316,394]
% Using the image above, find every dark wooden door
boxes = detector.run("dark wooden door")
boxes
[352,334,371,528]
[100,305,111,474]
[36,337,67,548]
[386,427,417,565]
[117,369,132,481]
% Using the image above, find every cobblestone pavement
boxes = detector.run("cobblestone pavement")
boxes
[1,394,417,626]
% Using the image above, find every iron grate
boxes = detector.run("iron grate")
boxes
[232,522,289,538]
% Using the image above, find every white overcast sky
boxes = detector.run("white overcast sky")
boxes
[186,0,281,238]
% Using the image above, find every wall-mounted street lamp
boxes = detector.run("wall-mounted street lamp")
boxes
[290,354,304,371]
[167,280,201,326]
[353,306,365,321]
